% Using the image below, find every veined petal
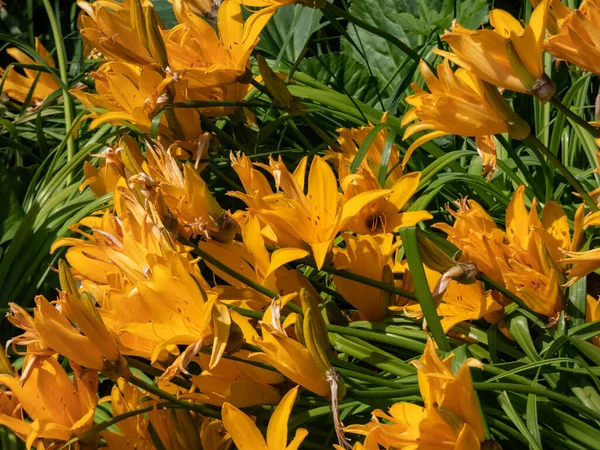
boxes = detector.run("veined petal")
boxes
[402,131,448,167]
[222,402,269,450]
[265,248,309,280]
[266,386,299,450]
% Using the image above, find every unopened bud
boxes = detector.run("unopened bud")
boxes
[130,0,149,51]
[0,346,12,375]
[506,40,555,102]
[257,55,306,116]
[301,288,331,374]
[143,5,169,68]
[416,232,456,273]
[58,259,80,300]
[435,404,466,437]
[481,81,530,140]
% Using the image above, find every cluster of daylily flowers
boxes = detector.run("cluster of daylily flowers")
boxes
[4,0,600,449]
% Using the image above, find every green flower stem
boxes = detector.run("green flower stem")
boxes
[524,134,599,212]
[399,227,451,351]
[125,356,192,389]
[324,3,421,64]
[473,382,600,423]
[41,0,75,180]
[291,255,417,301]
[327,324,426,353]
[549,96,600,140]
[127,375,220,418]
[496,134,544,201]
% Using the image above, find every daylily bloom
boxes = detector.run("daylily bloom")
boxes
[346,340,486,449]
[250,320,330,396]
[587,295,600,347]
[0,358,98,449]
[402,59,530,165]
[545,0,600,76]
[222,385,308,450]
[77,0,159,65]
[166,0,273,88]
[121,262,231,379]
[434,0,554,99]
[333,233,399,321]
[8,292,122,373]
[71,62,205,144]
[231,154,392,269]
[340,171,432,235]
[437,280,503,333]
[435,187,585,317]
[328,114,404,187]
[0,38,60,106]
[183,349,283,407]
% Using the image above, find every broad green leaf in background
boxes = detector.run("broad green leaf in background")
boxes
[299,53,383,107]
[342,0,489,94]
[151,0,179,29]
[258,4,323,64]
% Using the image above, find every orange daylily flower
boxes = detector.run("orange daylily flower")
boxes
[0,38,60,105]
[222,385,308,450]
[0,358,98,449]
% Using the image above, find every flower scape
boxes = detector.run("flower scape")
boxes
[3,0,600,449]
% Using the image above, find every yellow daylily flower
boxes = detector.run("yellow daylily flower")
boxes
[438,280,503,333]
[77,0,158,65]
[340,171,432,235]
[402,59,530,165]
[346,340,486,449]
[0,38,60,105]
[222,385,308,450]
[8,291,121,373]
[183,349,283,407]
[121,262,231,379]
[435,186,583,317]
[327,113,404,187]
[545,0,600,76]
[232,154,392,269]
[586,295,600,347]
[0,358,98,449]
[250,319,330,396]
[434,0,554,99]
[166,0,273,88]
[333,233,399,321]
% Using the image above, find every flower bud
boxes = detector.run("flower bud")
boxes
[0,346,12,375]
[481,81,531,139]
[416,232,456,273]
[257,55,306,116]
[58,259,80,300]
[130,0,149,51]
[506,40,555,103]
[143,5,169,68]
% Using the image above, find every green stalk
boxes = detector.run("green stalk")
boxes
[473,382,600,423]
[524,135,599,212]
[127,376,220,418]
[549,96,600,140]
[41,0,76,181]
[398,227,450,351]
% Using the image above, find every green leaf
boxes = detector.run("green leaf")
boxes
[258,4,323,63]
[342,0,488,91]
[151,0,179,29]
[299,53,383,107]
